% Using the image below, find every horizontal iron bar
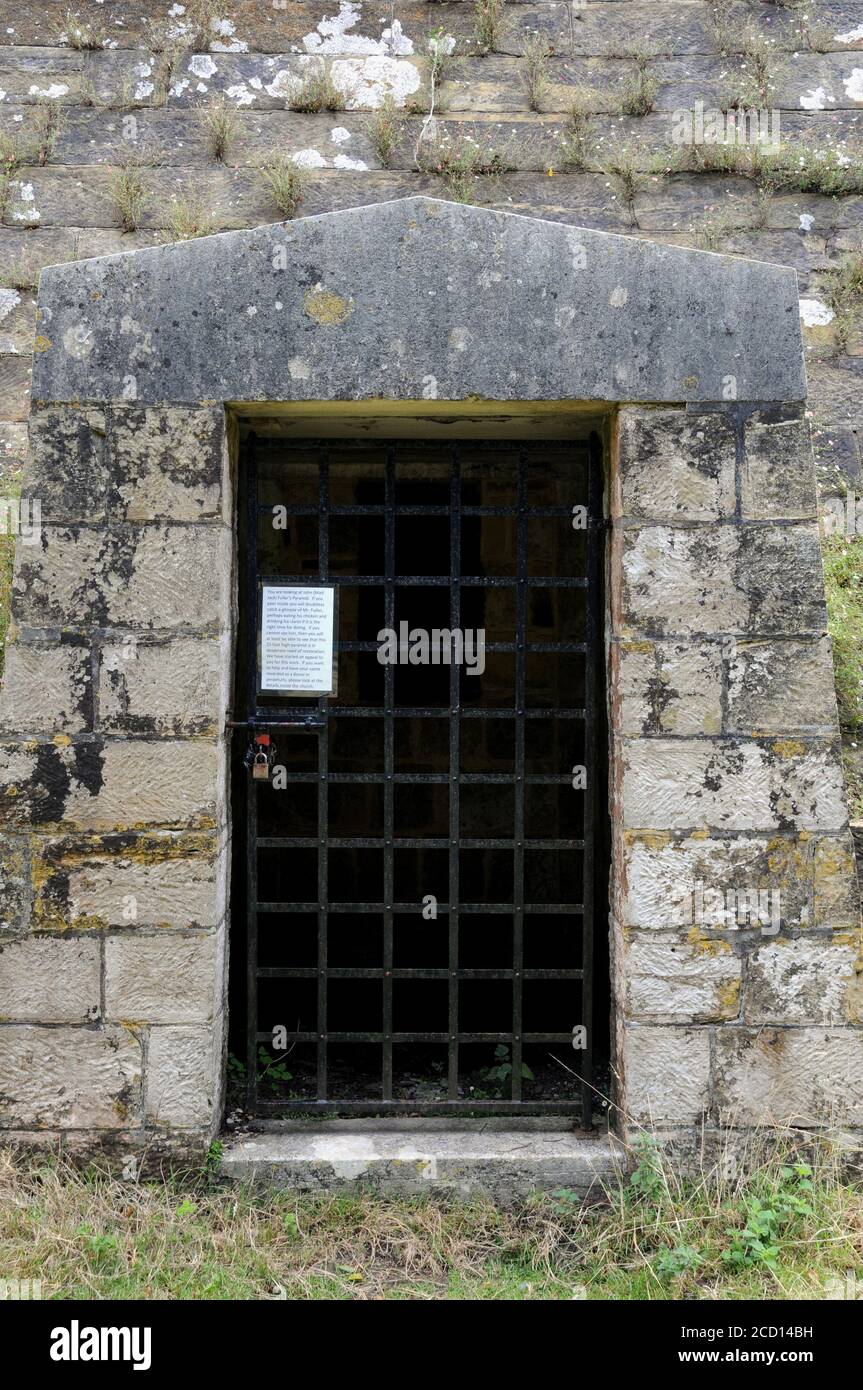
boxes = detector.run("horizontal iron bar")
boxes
[334,641,587,653]
[258,574,588,588]
[252,1100,584,1116]
[257,504,577,518]
[256,967,583,980]
[255,1032,576,1044]
[253,706,586,720]
[256,837,584,850]
[256,772,579,784]
[255,903,584,915]
[227,718,325,730]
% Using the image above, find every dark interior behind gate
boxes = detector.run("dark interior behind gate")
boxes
[229,435,608,1120]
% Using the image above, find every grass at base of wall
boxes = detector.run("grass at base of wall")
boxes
[1,1133,860,1300]
[823,535,863,737]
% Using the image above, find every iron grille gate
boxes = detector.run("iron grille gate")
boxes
[241,436,603,1118]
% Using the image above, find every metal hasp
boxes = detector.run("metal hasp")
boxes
[242,435,604,1120]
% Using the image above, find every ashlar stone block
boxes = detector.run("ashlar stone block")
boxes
[616,407,736,522]
[0,1025,142,1129]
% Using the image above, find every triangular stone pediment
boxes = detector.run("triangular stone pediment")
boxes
[33,197,805,406]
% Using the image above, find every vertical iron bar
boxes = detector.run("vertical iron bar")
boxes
[512,450,527,1099]
[581,432,602,1126]
[317,449,330,1101]
[448,446,461,1099]
[382,448,396,1099]
[245,433,259,1116]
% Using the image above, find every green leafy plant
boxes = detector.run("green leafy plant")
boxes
[205,1140,223,1175]
[76,1226,119,1262]
[723,1163,815,1271]
[550,1187,582,1213]
[626,1134,666,1205]
[257,1045,293,1095]
[477,1044,534,1096]
[655,1243,702,1280]
[723,1196,783,1269]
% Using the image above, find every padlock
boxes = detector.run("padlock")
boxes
[252,750,270,781]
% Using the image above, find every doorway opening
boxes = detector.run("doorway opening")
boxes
[228,424,610,1122]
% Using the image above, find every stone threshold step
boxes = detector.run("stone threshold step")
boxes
[220,1125,624,1199]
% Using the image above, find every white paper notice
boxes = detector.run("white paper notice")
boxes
[260,585,336,695]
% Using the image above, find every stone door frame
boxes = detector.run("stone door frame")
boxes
[0,197,860,1163]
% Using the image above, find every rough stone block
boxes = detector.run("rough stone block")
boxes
[813,833,861,931]
[0,419,28,476]
[714,1027,863,1126]
[0,833,29,934]
[741,412,817,521]
[31,831,226,931]
[624,1024,711,1124]
[626,936,740,1023]
[106,405,228,522]
[0,936,100,1023]
[0,1024,142,1129]
[744,939,859,1026]
[25,404,109,522]
[0,739,221,832]
[0,46,87,104]
[737,524,827,634]
[12,524,232,631]
[105,930,221,1024]
[0,286,35,355]
[98,635,227,737]
[621,738,847,834]
[618,523,826,638]
[616,408,736,522]
[146,1024,218,1129]
[615,638,722,736]
[725,636,838,735]
[619,831,816,932]
[617,524,745,636]
[0,352,31,420]
[0,639,92,735]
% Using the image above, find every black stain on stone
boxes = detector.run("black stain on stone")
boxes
[30,743,70,823]
[643,672,679,734]
[72,741,105,799]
